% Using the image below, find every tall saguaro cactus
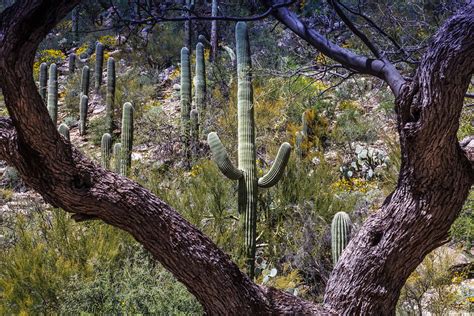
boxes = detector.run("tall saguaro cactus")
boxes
[195,42,206,117]
[120,102,134,176]
[39,62,48,102]
[101,133,112,169]
[69,53,76,74]
[95,42,104,91]
[47,63,58,125]
[331,211,352,265]
[181,47,192,158]
[113,142,122,174]
[81,65,90,97]
[106,57,115,133]
[207,22,291,278]
[210,0,218,62]
[79,94,88,135]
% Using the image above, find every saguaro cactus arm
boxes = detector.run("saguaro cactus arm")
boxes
[258,142,291,188]
[208,132,243,180]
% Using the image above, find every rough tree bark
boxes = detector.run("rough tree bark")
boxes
[0,1,472,315]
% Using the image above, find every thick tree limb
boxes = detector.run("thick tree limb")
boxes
[261,0,405,97]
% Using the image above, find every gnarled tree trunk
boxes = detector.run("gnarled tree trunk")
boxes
[0,1,472,314]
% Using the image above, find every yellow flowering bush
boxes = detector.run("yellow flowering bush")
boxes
[33,49,66,77]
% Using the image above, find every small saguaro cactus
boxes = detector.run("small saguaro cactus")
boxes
[81,65,90,97]
[113,142,122,174]
[331,211,352,265]
[120,102,134,176]
[295,131,304,159]
[195,42,206,117]
[180,47,192,156]
[101,133,112,169]
[39,62,48,102]
[106,57,115,134]
[69,53,76,74]
[95,42,104,91]
[79,94,88,135]
[58,123,70,141]
[294,110,311,158]
[47,63,58,125]
[207,22,291,278]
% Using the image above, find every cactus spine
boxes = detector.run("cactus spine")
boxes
[81,65,90,97]
[120,102,134,176]
[113,143,122,174]
[106,57,115,133]
[207,22,291,278]
[331,211,352,265]
[69,53,76,74]
[101,133,112,169]
[79,94,88,135]
[58,123,70,141]
[39,62,48,102]
[47,63,58,125]
[180,47,192,159]
[95,42,104,91]
[195,42,206,117]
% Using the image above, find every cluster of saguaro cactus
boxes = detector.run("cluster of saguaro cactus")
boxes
[79,94,88,135]
[58,123,70,141]
[81,65,90,97]
[208,22,291,278]
[69,53,76,74]
[95,42,104,91]
[47,63,58,125]
[331,211,352,265]
[120,102,134,176]
[106,57,115,133]
[101,133,112,169]
[39,62,48,102]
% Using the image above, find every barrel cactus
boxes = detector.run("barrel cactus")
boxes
[180,47,192,159]
[39,62,48,102]
[106,57,115,133]
[208,22,291,278]
[81,65,90,97]
[95,42,104,91]
[331,211,352,265]
[113,142,122,174]
[120,102,134,176]
[101,133,112,169]
[79,94,88,135]
[69,53,76,74]
[58,123,70,141]
[47,63,58,125]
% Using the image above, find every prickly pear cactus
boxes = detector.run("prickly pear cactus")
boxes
[39,62,48,101]
[331,211,352,265]
[95,42,104,91]
[101,133,112,169]
[120,102,134,176]
[58,123,70,141]
[106,57,115,133]
[113,142,122,174]
[47,63,58,125]
[81,65,90,97]
[69,53,76,74]
[207,22,291,278]
[79,94,88,135]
